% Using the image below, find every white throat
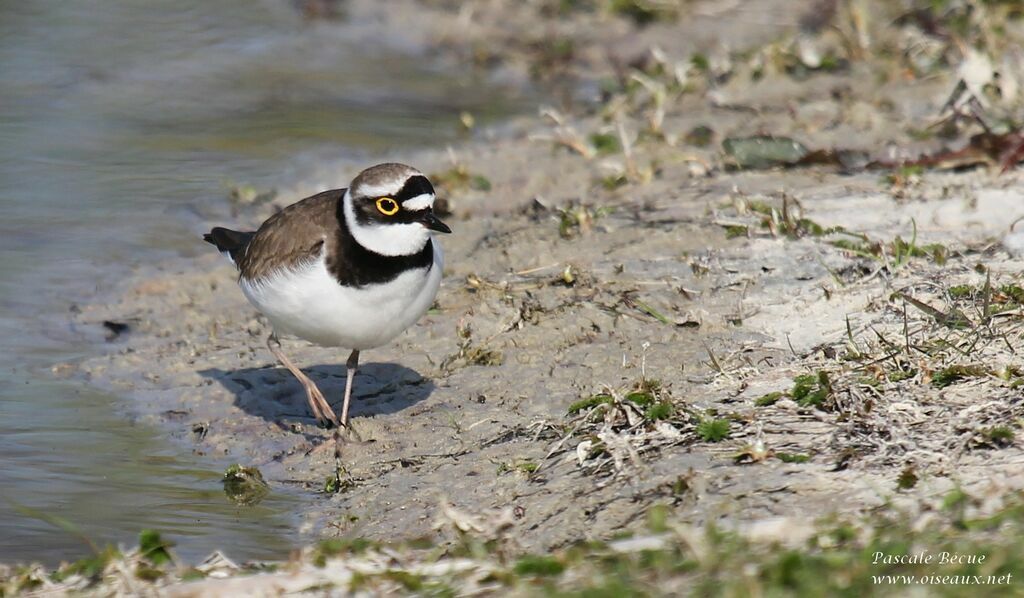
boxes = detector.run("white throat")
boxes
[343,189,432,257]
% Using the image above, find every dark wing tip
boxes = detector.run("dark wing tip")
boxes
[203,227,254,266]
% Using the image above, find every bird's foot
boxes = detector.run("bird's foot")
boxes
[336,421,363,443]
[304,382,340,429]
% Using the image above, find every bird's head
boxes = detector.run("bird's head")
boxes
[343,163,451,256]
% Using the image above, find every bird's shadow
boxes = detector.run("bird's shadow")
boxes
[199,361,434,430]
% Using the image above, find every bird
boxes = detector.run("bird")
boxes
[203,163,451,432]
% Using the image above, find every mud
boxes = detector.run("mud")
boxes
[63,0,1024,560]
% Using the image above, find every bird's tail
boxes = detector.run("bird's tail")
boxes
[203,227,254,267]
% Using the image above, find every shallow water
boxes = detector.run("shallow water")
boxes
[0,1,526,565]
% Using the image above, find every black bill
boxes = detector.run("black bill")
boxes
[419,211,452,234]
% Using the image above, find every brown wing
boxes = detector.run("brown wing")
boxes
[236,188,345,282]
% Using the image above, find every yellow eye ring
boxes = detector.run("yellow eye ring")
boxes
[375,197,399,216]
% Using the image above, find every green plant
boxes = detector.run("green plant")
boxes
[696,418,731,442]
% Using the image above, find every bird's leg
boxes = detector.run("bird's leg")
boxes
[266,333,339,428]
[340,349,360,430]
[327,350,361,492]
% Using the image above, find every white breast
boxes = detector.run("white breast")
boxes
[239,244,443,350]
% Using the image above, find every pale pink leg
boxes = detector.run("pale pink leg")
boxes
[266,334,339,428]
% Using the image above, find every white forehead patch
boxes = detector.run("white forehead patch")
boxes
[354,181,402,198]
[402,193,434,211]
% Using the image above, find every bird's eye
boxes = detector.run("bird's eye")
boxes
[375,197,399,216]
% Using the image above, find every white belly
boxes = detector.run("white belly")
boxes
[239,245,443,350]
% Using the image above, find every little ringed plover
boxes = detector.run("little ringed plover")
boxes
[204,163,451,430]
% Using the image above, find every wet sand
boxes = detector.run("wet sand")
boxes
[35,0,1024,591]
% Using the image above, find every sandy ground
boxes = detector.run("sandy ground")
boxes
[57,0,1024,573]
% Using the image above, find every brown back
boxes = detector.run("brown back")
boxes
[237,189,344,282]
